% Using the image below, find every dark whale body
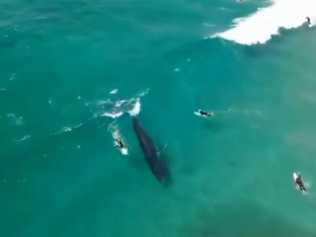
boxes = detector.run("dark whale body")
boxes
[132,117,169,183]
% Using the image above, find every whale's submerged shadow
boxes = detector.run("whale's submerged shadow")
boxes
[132,117,171,184]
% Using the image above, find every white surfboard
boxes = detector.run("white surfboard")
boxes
[293,172,298,182]
[194,111,203,117]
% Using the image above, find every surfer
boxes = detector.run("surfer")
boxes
[294,173,307,192]
[108,123,129,156]
[306,17,311,26]
[197,109,214,117]
[114,137,125,149]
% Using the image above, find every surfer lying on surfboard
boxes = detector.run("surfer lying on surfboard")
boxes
[108,123,129,156]
[194,109,215,118]
[293,172,307,193]
[113,131,128,156]
[114,137,125,149]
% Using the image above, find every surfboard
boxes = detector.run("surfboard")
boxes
[293,172,298,182]
[115,143,128,155]
[194,111,205,117]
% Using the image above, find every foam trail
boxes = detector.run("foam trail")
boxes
[59,127,72,133]
[100,98,141,118]
[7,113,24,126]
[213,0,316,45]
[9,73,16,81]
[97,89,147,118]
[109,89,118,95]
[115,100,127,107]
[101,111,124,119]
[96,99,111,106]
[128,98,141,116]
[15,135,31,143]
[138,88,150,97]
[52,123,84,135]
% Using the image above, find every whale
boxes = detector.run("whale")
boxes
[132,117,170,183]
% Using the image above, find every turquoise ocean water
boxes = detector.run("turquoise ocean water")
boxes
[1,0,316,236]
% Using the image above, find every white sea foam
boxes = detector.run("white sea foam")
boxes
[62,126,72,132]
[109,89,118,95]
[97,89,148,119]
[15,134,31,142]
[202,22,216,28]
[52,126,72,135]
[101,111,124,119]
[52,123,83,135]
[96,99,111,106]
[128,98,141,116]
[213,0,316,45]
[9,73,16,81]
[101,98,141,118]
[138,88,150,97]
[48,98,53,105]
[7,113,24,126]
[115,100,127,107]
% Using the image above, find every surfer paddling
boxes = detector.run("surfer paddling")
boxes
[114,137,125,149]
[195,109,215,118]
[293,172,307,193]
[109,126,129,156]
[113,134,128,156]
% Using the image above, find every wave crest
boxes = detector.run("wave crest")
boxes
[212,0,316,45]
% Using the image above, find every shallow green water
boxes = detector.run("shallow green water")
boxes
[1,1,316,237]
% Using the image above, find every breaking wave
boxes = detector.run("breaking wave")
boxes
[212,0,316,45]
